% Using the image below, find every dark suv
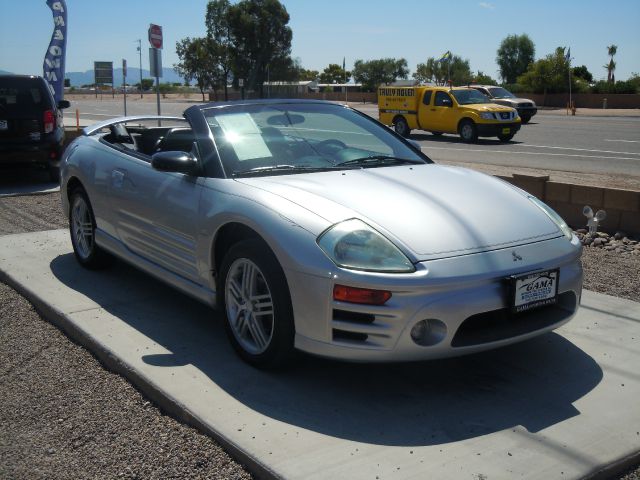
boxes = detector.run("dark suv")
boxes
[0,75,70,181]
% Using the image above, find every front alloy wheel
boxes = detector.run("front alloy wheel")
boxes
[225,258,275,355]
[220,239,294,368]
[459,120,478,143]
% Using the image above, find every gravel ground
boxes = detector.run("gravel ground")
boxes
[0,192,252,479]
[0,191,638,479]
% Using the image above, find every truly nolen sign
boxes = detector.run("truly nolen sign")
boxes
[148,24,163,49]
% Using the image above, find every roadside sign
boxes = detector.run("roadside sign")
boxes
[148,24,163,49]
[239,79,244,87]
[149,48,163,78]
[122,58,127,77]
[94,61,113,84]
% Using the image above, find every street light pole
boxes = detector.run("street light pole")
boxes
[136,39,143,98]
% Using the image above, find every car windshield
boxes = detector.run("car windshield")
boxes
[203,103,428,177]
[487,87,515,99]
[450,89,491,105]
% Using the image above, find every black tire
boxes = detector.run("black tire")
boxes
[394,116,411,138]
[219,238,295,369]
[520,114,531,124]
[458,119,478,143]
[48,164,60,183]
[69,188,114,269]
[498,134,514,142]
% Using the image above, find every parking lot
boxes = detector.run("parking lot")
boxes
[1,97,640,479]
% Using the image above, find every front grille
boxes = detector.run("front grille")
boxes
[519,103,533,108]
[451,291,577,347]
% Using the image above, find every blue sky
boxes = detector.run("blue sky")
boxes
[1,0,639,82]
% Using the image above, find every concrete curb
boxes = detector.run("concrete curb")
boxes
[0,265,278,480]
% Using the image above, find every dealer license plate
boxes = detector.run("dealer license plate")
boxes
[510,269,558,313]
[0,120,8,130]
[501,127,510,134]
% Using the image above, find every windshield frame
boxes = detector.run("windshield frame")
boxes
[201,101,432,178]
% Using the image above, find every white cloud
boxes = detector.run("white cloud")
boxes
[479,2,495,9]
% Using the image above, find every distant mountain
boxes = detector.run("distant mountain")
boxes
[1,67,186,84]
[65,67,186,86]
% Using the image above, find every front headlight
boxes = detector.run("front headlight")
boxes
[529,196,573,239]
[317,219,415,273]
[480,112,495,120]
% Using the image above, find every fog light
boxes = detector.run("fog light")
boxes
[410,319,447,346]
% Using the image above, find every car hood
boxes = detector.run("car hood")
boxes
[493,97,536,107]
[465,103,515,112]
[235,165,562,261]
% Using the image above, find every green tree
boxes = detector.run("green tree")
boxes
[517,47,574,94]
[572,65,593,83]
[413,55,472,85]
[319,63,350,84]
[298,68,319,81]
[136,79,154,91]
[605,44,617,83]
[352,58,409,91]
[206,0,234,100]
[472,71,497,85]
[496,34,535,84]
[174,37,221,101]
[226,0,293,97]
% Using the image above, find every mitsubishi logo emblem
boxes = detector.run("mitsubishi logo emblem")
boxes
[512,251,523,261]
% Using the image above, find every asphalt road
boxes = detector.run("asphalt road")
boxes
[67,97,640,178]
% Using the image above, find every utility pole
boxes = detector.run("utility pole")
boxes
[136,39,143,98]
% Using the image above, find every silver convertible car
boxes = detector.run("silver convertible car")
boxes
[60,100,583,368]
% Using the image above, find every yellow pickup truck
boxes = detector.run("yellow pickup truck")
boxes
[378,86,521,142]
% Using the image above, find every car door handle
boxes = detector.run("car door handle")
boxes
[430,108,436,111]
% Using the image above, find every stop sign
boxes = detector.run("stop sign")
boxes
[148,24,163,49]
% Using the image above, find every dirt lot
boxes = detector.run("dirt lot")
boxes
[0,192,638,479]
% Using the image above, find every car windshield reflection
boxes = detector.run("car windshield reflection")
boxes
[203,103,428,177]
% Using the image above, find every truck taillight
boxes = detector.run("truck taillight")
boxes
[44,109,55,133]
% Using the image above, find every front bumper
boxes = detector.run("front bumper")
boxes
[288,235,583,362]
[517,108,538,118]
[476,122,521,138]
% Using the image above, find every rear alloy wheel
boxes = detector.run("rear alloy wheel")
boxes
[69,188,113,269]
[394,117,411,138]
[459,120,478,143]
[220,239,294,368]
[498,133,514,142]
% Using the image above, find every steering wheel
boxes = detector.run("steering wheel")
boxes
[315,139,347,154]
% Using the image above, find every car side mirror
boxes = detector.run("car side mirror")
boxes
[58,100,71,109]
[151,151,198,175]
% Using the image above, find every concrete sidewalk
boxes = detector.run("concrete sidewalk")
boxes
[1,229,639,480]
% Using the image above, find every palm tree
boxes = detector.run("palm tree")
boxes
[605,44,617,83]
